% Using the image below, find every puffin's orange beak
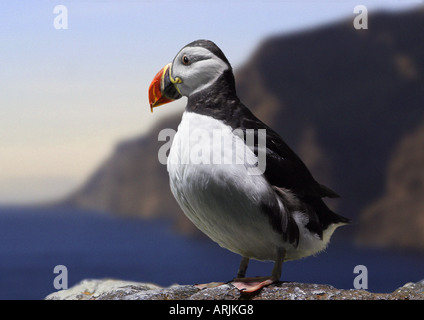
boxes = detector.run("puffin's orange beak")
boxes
[148,63,182,112]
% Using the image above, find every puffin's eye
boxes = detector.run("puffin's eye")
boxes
[182,55,190,65]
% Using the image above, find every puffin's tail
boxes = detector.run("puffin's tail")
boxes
[308,196,351,231]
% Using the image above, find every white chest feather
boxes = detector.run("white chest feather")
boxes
[166,112,337,261]
[167,112,282,259]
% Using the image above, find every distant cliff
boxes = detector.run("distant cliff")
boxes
[64,9,424,247]
[357,122,424,249]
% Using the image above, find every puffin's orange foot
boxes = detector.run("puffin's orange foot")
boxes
[231,276,278,293]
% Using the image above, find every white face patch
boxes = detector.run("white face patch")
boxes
[171,46,229,97]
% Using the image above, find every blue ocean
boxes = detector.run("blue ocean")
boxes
[0,206,423,300]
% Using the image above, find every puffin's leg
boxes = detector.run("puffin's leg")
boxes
[194,257,250,289]
[231,248,285,293]
[236,257,249,278]
[270,248,284,280]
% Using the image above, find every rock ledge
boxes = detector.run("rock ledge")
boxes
[45,279,424,300]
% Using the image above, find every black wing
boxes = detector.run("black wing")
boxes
[238,108,339,200]
[236,104,350,243]
[263,128,340,199]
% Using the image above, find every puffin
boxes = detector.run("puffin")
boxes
[148,39,350,292]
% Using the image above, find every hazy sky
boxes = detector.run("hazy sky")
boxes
[0,0,421,204]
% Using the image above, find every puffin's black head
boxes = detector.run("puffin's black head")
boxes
[149,40,233,112]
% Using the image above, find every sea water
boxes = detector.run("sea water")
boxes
[0,206,422,299]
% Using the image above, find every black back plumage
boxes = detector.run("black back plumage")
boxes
[184,41,350,245]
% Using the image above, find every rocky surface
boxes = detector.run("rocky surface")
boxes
[45,279,424,300]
